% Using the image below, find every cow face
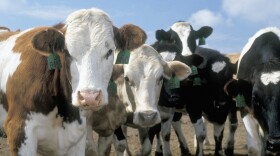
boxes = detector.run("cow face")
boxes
[65,8,116,110]
[252,63,280,153]
[156,22,213,56]
[114,45,191,127]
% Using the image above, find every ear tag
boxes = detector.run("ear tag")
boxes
[199,37,206,45]
[193,77,202,86]
[116,50,130,64]
[168,76,180,89]
[236,94,246,108]
[191,66,198,75]
[48,53,61,70]
[107,80,117,94]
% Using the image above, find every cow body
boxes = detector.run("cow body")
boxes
[225,27,280,155]
[0,8,116,156]
[147,22,236,156]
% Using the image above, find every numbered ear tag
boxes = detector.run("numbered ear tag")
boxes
[116,50,130,64]
[199,37,206,45]
[236,94,246,108]
[107,80,117,94]
[191,66,198,75]
[168,76,180,89]
[48,53,61,70]
[193,77,202,86]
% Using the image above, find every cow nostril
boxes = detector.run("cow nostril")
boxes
[139,111,157,120]
[78,91,84,100]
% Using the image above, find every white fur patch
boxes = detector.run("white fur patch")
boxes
[238,27,280,74]
[160,51,176,62]
[19,107,86,155]
[211,61,226,73]
[0,30,27,93]
[171,22,192,56]
[260,71,280,85]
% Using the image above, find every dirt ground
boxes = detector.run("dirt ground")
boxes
[0,112,248,156]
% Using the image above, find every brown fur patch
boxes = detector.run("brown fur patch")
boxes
[115,24,147,51]
[0,30,20,42]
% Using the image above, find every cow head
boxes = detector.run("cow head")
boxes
[113,24,191,127]
[63,8,116,110]
[225,27,280,153]
[156,21,213,56]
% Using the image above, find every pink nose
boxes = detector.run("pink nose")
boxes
[78,90,103,110]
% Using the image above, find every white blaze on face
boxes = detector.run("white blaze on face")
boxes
[260,71,280,86]
[65,8,115,107]
[211,61,226,73]
[160,51,176,62]
[171,22,192,56]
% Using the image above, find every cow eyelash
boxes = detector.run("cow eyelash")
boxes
[104,49,113,59]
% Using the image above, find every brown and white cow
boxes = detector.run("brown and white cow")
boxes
[0,8,116,156]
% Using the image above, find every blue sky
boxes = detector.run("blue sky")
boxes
[1,0,280,53]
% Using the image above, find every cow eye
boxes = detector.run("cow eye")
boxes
[105,49,113,59]
[158,76,164,84]
[124,76,129,82]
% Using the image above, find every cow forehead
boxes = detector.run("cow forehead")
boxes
[260,71,280,86]
[171,22,192,36]
[160,51,176,62]
[238,27,280,74]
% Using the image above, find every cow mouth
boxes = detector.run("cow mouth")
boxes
[80,100,103,111]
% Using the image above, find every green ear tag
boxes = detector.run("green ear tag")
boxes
[116,50,130,64]
[236,94,246,108]
[193,77,202,86]
[191,66,198,75]
[107,80,117,94]
[48,53,61,70]
[168,76,180,89]
[199,37,206,45]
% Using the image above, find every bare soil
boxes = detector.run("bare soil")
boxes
[0,112,248,156]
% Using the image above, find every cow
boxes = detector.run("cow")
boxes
[0,8,116,156]
[146,21,237,156]
[87,24,193,156]
[224,27,280,156]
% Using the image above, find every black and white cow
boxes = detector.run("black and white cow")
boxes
[147,21,237,156]
[225,27,280,156]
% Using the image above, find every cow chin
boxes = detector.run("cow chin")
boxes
[133,111,161,127]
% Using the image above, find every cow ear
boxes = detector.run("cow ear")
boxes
[32,28,65,53]
[224,79,239,97]
[116,24,147,51]
[155,29,171,41]
[111,64,124,81]
[183,54,205,67]
[195,26,213,39]
[163,61,192,80]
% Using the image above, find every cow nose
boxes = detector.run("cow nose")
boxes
[139,111,158,122]
[78,90,103,110]
[267,137,280,153]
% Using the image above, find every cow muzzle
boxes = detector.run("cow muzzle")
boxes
[78,90,103,110]
[267,137,280,154]
[138,110,160,127]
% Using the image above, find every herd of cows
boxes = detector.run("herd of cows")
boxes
[0,7,280,156]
